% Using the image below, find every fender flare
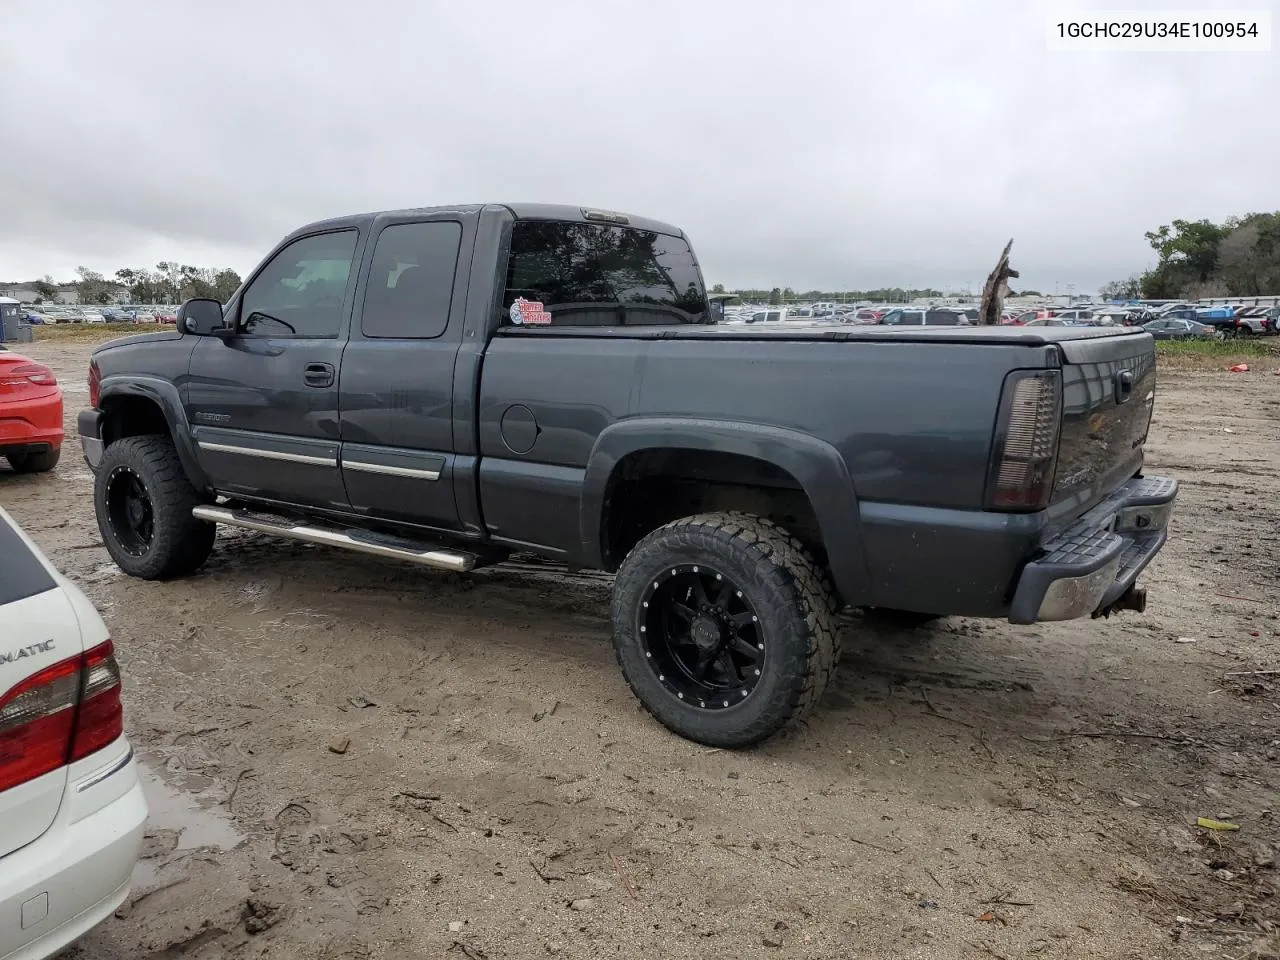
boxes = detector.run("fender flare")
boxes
[579,417,872,605]
[98,375,209,491]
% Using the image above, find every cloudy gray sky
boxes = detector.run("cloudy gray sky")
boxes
[1,0,1276,293]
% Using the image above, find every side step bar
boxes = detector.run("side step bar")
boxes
[192,506,477,573]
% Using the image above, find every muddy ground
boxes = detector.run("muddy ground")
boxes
[2,338,1277,960]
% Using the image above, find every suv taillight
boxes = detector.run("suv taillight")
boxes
[985,370,1062,512]
[88,359,101,408]
[0,640,124,793]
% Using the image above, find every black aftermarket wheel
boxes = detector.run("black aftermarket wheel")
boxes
[94,436,216,580]
[611,512,840,748]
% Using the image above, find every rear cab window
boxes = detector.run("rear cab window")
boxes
[501,220,710,327]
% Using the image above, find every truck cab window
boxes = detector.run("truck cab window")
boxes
[502,220,710,327]
[361,221,462,339]
[239,230,358,338]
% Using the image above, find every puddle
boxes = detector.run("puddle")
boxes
[137,763,245,852]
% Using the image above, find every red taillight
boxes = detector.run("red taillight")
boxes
[88,359,101,408]
[985,370,1062,512]
[71,642,123,762]
[0,640,123,793]
[0,362,57,390]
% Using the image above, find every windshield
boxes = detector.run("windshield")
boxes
[503,220,710,326]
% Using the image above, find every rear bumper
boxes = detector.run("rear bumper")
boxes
[77,409,103,471]
[0,741,146,960]
[1008,476,1177,624]
[0,392,63,454]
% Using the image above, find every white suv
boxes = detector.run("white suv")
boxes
[0,507,146,960]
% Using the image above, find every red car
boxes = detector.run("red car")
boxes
[0,345,62,473]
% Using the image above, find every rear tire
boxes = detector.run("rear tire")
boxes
[611,512,840,748]
[94,436,215,580]
[5,447,60,473]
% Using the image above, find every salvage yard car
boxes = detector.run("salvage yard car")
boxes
[1,344,62,474]
[77,203,1177,747]
[0,507,146,959]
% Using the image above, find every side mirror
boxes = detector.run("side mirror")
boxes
[178,298,229,337]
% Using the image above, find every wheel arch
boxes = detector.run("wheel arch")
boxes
[98,376,208,492]
[579,418,872,606]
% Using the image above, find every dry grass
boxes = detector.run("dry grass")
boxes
[1154,337,1280,371]
[32,321,176,343]
[32,322,175,344]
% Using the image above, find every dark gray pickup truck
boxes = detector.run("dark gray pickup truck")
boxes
[78,203,1177,746]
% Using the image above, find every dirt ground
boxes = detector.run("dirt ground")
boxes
[3,338,1277,960]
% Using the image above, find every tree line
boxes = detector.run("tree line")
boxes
[32,263,243,305]
[1101,211,1280,301]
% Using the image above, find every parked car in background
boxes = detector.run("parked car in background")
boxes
[1093,305,1150,326]
[80,310,106,325]
[879,308,972,326]
[1141,317,1218,341]
[0,345,62,473]
[1233,305,1278,336]
[748,308,790,322]
[1047,308,1094,323]
[23,312,49,325]
[0,506,147,960]
[153,308,177,324]
[1186,305,1236,331]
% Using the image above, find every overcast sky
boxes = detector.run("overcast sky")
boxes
[1,0,1275,293]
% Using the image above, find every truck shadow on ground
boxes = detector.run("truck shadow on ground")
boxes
[197,531,1105,751]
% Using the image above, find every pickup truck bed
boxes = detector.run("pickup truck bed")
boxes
[77,202,1176,747]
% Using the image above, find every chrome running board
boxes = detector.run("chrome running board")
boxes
[192,505,477,573]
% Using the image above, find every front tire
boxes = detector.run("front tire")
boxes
[611,512,840,748]
[5,447,60,473]
[94,436,215,580]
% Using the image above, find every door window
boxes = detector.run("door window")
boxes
[238,230,359,338]
[360,221,462,339]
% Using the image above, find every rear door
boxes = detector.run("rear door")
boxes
[0,512,75,858]
[338,212,474,532]
[184,229,363,510]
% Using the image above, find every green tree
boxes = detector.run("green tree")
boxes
[74,266,115,304]
[1216,212,1280,296]
[33,275,57,302]
[212,268,241,302]
[710,283,725,294]
[1142,218,1232,294]
[768,287,782,306]
[1098,276,1142,300]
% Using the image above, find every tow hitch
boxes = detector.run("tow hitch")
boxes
[1092,585,1147,619]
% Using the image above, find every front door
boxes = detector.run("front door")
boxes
[184,228,362,511]
[338,215,470,532]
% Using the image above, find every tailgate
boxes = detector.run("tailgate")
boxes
[1052,330,1156,512]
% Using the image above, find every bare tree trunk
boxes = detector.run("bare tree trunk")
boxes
[978,239,1019,326]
